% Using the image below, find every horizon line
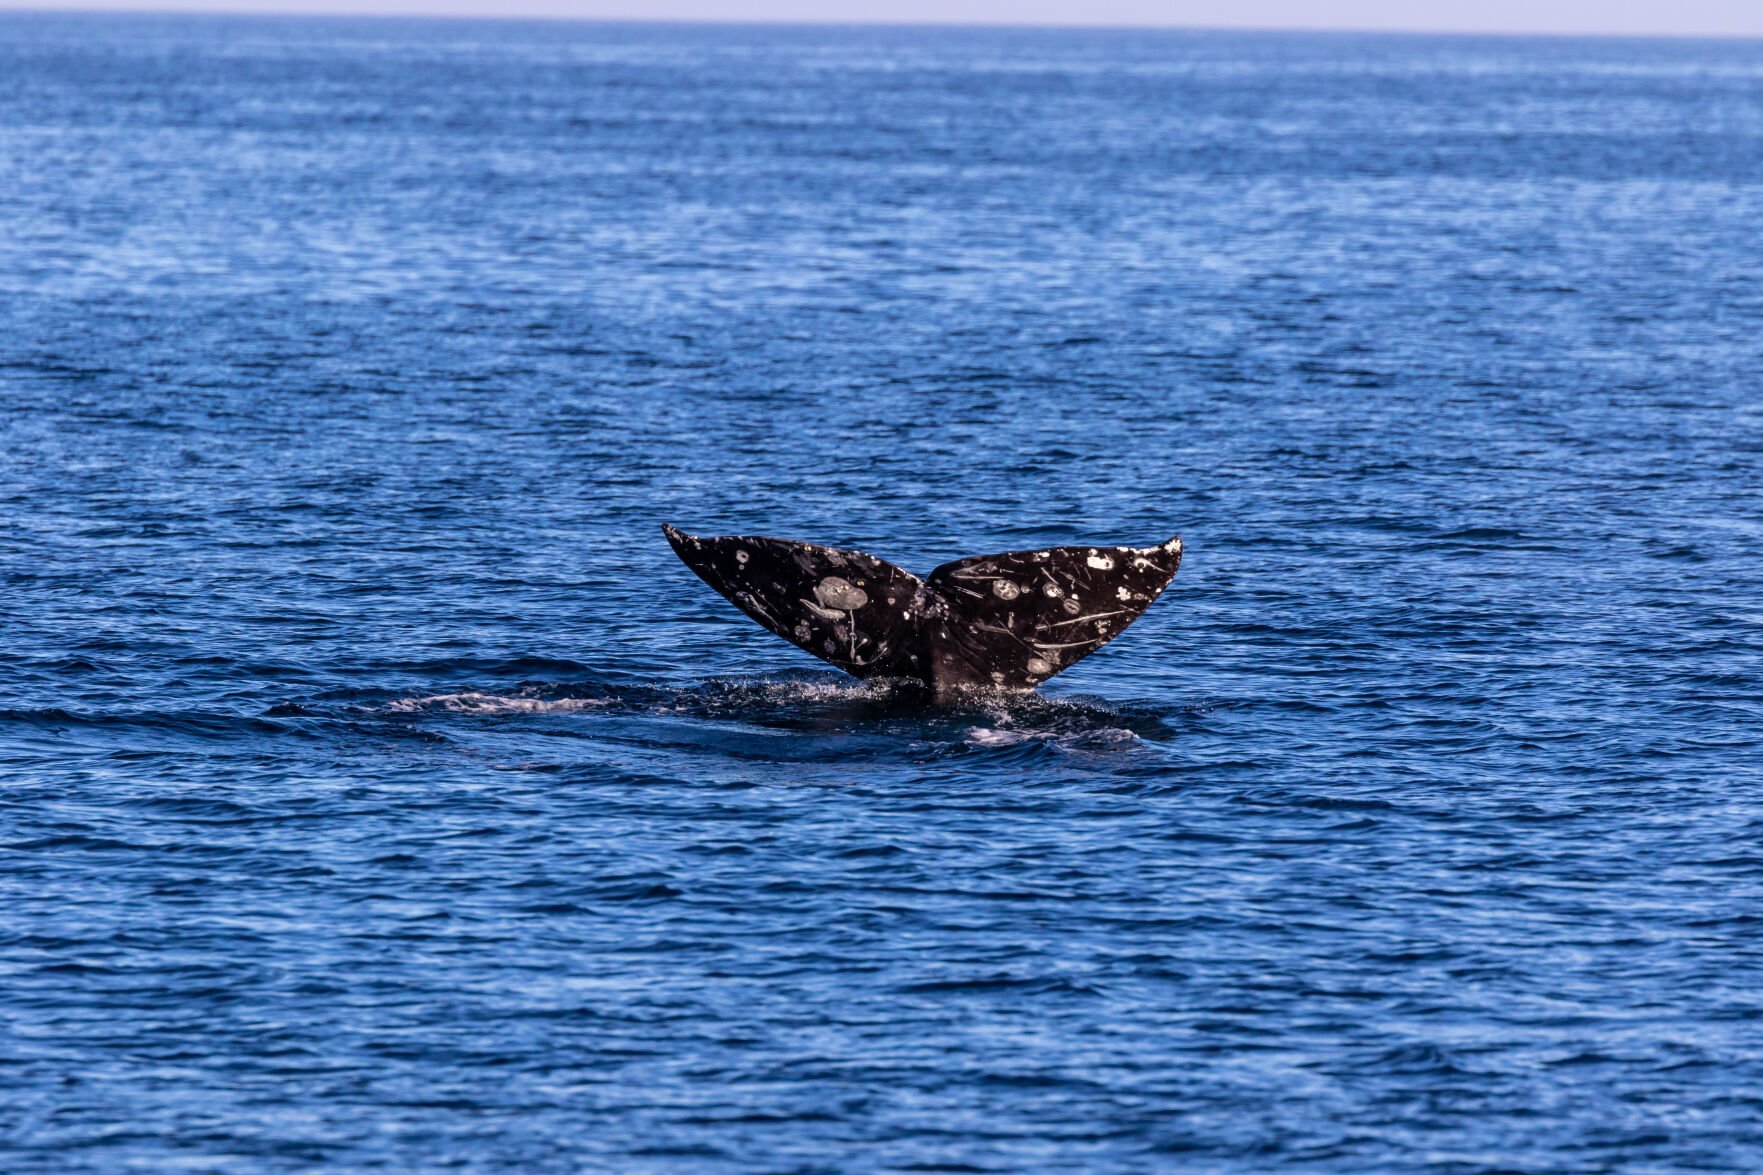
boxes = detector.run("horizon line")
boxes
[5,4,1763,43]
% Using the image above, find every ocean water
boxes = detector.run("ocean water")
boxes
[4,12,1763,1171]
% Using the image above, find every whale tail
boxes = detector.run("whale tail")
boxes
[662,523,1182,690]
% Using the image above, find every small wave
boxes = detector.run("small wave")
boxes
[387,655,596,678]
[966,726,1029,748]
[681,674,926,709]
[966,725,1138,750]
[384,692,615,715]
[0,706,295,739]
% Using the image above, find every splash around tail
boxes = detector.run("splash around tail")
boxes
[663,523,1182,692]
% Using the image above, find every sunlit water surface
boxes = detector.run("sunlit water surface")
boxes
[4,14,1763,1172]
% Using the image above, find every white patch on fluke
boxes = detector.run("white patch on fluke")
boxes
[1086,554,1114,570]
[813,577,869,610]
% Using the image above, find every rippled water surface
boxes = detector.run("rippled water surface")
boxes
[5,14,1763,1172]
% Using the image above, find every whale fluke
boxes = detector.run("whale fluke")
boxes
[663,523,1182,690]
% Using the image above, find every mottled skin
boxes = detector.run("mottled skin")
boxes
[663,523,1183,691]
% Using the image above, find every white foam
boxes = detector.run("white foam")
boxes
[966,726,1028,747]
[965,723,1139,750]
[385,692,612,715]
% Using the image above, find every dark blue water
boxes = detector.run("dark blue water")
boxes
[5,13,1763,1171]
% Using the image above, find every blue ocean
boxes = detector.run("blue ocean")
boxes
[4,12,1763,1171]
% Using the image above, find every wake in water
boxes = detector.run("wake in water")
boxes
[375,673,1174,753]
[0,674,1183,762]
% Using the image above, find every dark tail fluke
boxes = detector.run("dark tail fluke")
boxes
[663,523,1182,690]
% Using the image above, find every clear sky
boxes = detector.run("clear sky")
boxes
[5,0,1763,38]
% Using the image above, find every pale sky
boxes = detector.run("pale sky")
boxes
[5,0,1763,38]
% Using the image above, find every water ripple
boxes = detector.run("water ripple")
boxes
[4,13,1763,1174]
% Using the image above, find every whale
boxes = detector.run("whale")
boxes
[663,523,1182,691]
